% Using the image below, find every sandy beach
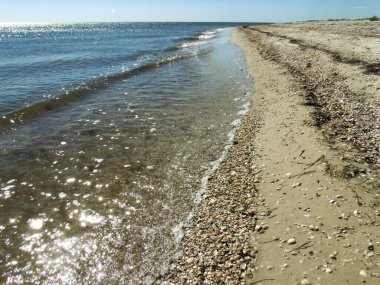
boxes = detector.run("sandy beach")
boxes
[155,21,380,285]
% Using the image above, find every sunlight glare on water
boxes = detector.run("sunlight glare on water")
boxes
[0,23,253,284]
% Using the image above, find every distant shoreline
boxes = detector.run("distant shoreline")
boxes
[0,21,263,25]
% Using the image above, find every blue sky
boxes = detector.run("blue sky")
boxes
[0,0,379,23]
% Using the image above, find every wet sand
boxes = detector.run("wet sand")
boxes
[155,21,380,284]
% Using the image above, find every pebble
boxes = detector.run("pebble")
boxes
[330,253,337,261]
[360,270,367,277]
[308,225,319,231]
[287,238,297,245]
[301,278,312,285]
[325,267,333,273]
[247,208,256,216]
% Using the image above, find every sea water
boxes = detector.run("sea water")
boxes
[0,22,252,284]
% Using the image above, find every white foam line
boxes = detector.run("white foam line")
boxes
[194,105,249,205]
[172,96,251,246]
[180,41,203,49]
[199,34,216,40]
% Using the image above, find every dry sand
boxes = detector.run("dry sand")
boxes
[155,21,380,285]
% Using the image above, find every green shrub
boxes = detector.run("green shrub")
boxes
[369,16,379,21]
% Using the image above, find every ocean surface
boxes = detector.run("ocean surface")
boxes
[0,22,253,284]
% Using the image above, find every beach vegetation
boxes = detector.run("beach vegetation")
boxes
[368,16,379,21]
[327,18,347,21]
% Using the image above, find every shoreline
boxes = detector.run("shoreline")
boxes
[156,21,379,284]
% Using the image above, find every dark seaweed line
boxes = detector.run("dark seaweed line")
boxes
[243,27,379,169]
[245,26,380,75]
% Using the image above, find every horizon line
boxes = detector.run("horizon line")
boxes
[0,20,274,25]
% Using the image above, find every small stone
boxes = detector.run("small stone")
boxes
[367,251,374,257]
[301,278,312,285]
[240,263,247,270]
[330,251,338,260]
[360,270,367,277]
[288,238,297,245]
[325,267,333,273]
[247,208,256,216]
